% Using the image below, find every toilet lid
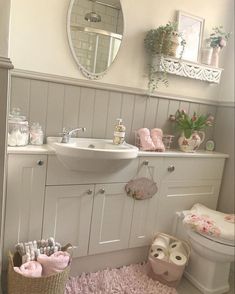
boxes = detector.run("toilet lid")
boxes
[197,232,235,247]
[182,203,235,244]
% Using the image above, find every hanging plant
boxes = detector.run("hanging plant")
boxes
[144,22,186,92]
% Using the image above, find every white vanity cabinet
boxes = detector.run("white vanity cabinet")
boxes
[4,149,227,273]
[3,154,47,265]
[89,183,134,254]
[42,185,94,258]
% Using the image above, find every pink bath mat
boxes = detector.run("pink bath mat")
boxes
[65,263,177,294]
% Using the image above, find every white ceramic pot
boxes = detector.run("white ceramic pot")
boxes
[210,47,221,67]
[178,131,205,152]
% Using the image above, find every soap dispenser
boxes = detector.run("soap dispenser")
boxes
[113,118,126,145]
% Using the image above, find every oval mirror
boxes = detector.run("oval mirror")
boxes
[67,0,124,79]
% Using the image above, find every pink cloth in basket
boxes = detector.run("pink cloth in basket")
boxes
[137,128,155,151]
[151,128,165,152]
[14,261,42,278]
[37,251,70,276]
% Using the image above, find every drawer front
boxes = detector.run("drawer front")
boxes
[46,155,139,185]
[162,157,225,181]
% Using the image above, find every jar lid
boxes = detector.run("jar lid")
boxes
[30,122,42,130]
[8,108,28,123]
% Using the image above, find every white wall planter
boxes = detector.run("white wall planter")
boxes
[152,55,223,84]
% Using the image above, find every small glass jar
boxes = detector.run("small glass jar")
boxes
[201,39,213,65]
[162,135,175,150]
[30,123,44,145]
[8,108,29,147]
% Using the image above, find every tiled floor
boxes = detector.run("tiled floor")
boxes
[178,273,234,294]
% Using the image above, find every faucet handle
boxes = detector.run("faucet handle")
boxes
[61,127,69,134]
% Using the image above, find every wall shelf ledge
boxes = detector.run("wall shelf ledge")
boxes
[152,55,223,84]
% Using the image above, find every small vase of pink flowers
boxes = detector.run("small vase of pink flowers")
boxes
[169,110,214,152]
[208,26,231,67]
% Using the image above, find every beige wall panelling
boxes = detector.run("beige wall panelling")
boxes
[10,77,30,117]
[155,98,169,130]
[198,104,208,115]
[46,83,65,136]
[179,101,190,113]
[120,93,135,143]
[63,85,81,129]
[214,106,235,214]
[130,95,147,143]
[78,87,95,137]
[10,76,221,143]
[92,89,109,138]
[143,97,159,130]
[188,103,200,117]
[29,79,48,135]
[166,99,180,135]
[105,91,122,139]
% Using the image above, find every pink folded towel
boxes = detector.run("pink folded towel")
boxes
[137,128,155,151]
[37,251,70,276]
[14,261,42,278]
[150,128,165,152]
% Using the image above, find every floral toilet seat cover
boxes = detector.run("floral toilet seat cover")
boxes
[183,203,235,244]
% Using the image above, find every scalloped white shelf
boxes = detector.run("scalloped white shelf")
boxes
[152,56,223,84]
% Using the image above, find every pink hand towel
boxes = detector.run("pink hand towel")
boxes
[14,261,42,278]
[38,251,70,276]
[151,128,165,152]
[137,128,155,151]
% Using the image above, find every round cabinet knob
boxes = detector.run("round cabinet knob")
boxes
[99,188,105,194]
[37,160,44,166]
[86,189,93,195]
[168,165,175,172]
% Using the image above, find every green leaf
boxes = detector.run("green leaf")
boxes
[184,129,192,139]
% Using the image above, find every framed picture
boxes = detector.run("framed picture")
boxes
[177,11,204,62]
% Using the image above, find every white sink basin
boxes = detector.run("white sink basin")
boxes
[47,137,138,172]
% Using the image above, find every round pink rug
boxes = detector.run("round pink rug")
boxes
[65,263,178,294]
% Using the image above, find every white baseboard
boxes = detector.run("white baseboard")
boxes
[70,246,149,277]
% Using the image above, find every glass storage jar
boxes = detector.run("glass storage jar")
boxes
[8,108,29,146]
[30,122,44,145]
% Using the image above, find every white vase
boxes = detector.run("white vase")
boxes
[210,47,221,67]
[178,131,205,153]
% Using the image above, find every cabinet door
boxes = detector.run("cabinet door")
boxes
[129,195,158,248]
[4,155,47,264]
[42,185,94,258]
[89,183,134,255]
[156,179,221,233]
[129,158,161,248]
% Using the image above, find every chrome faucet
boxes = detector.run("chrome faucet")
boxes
[61,127,86,143]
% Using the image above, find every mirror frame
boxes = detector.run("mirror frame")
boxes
[67,0,124,80]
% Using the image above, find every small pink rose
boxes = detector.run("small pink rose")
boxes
[219,38,227,47]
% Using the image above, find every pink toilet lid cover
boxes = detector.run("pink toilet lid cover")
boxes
[182,203,235,243]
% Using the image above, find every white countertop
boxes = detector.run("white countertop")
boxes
[138,150,229,158]
[7,145,229,158]
[7,145,55,154]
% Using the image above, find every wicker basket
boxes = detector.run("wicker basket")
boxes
[148,233,191,288]
[8,244,71,294]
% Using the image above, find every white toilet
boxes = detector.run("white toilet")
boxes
[173,205,235,294]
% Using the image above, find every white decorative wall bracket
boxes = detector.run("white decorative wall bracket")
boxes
[152,56,223,84]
